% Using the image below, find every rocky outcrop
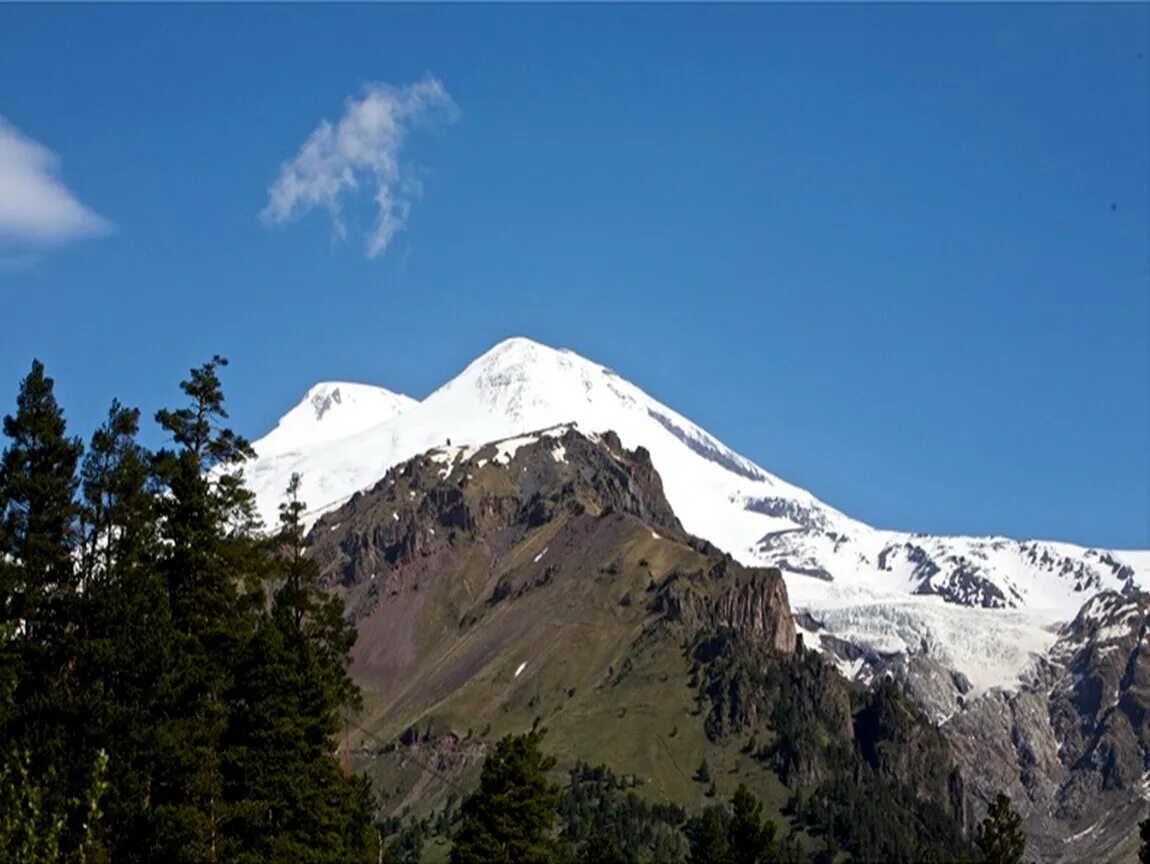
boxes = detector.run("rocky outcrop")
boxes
[709,571,796,652]
[298,425,980,857]
[870,651,975,726]
[854,676,973,834]
[585,430,684,534]
[800,589,1149,861]
[308,426,685,594]
[310,423,804,673]
[654,565,796,654]
[938,590,1150,864]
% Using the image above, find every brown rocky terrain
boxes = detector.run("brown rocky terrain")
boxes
[304,424,972,855]
[305,426,802,813]
[300,423,1150,860]
[939,590,1149,864]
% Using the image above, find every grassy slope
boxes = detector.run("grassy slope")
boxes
[351,512,795,832]
[314,435,810,856]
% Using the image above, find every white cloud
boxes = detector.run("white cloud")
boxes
[261,76,457,258]
[0,116,111,246]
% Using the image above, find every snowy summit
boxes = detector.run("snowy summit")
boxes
[243,337,1149,691]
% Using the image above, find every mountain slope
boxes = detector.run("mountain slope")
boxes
[307,426,972,860]
[308,426,799,809]
[244,337,1148,691]
[942,590,1150,864]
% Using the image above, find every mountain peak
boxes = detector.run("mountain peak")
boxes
[243,336,1148,696]
[457,337,603,390]
[255,380,416,457]
[480,335,562,357]
[304,382,358,420]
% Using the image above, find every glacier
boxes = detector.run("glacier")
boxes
[241,337,1148,692]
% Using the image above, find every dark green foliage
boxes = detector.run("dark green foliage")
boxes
[378,817,427,864]
[556,762,688,863]
[728,784,777,864]
[575,830,628,864]
[854,676,965,811]
[687,806,729,864]
[145,357,261,863]
[270,472,359,711]
[151,354,258,638]
[694,632,971,863]
[450,730,559,864]
[775,832,806,864]
[220,473,374,864]
[1140,813,1150,864]
[0,360,89,859]
[0,358,377,864]
[786,676,969,862]
[791,761,969,863]
[0,746,108,864]
[682,785,778,864]
[0,359,83,632]
[695,632,845,786]
[975,792,1025,864]
[75,400,170,863]
[79,400,154,582]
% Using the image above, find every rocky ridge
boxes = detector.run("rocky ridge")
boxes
[243,338,1149,858]
[866,590,1149,863]
[245,338,1149,696]
[303,424,972,852]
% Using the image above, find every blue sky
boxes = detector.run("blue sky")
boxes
[0,4,1147,548]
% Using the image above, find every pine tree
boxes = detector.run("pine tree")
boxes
[0,358,395,863]
[220,473,375,864]
[146,356,261,864]
[575,830,627,864]
[0,746,108,864]
[75,400,169,864]
[975,792,1025,864]
[78,400,155,588]
[152,354,259,636]
[270,473,358,708]
[729,784,777,864]
[688,805,730,864]
[0,359,83,635]
[1138,812,1149,864]
[0,360,89,857]
[694,760,712,784]
[450,730,559,864]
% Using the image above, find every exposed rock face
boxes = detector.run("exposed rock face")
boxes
[853,676,973,834]
[302,425,977,853]
[654,564,796,654]
[307,426,803,664]
[938,591,1150,864]
[799,589,1149,861]
[305,425,800,734]
[307,426,685,612]
[873,651,975,727]
[754,525,1142,614]
[708,571,796,652]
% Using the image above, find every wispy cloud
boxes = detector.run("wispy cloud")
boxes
[0,116,111,247]
[261,76,457,258]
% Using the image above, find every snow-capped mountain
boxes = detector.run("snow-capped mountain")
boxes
[252,381,417,457]
[243,337,1149,691]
